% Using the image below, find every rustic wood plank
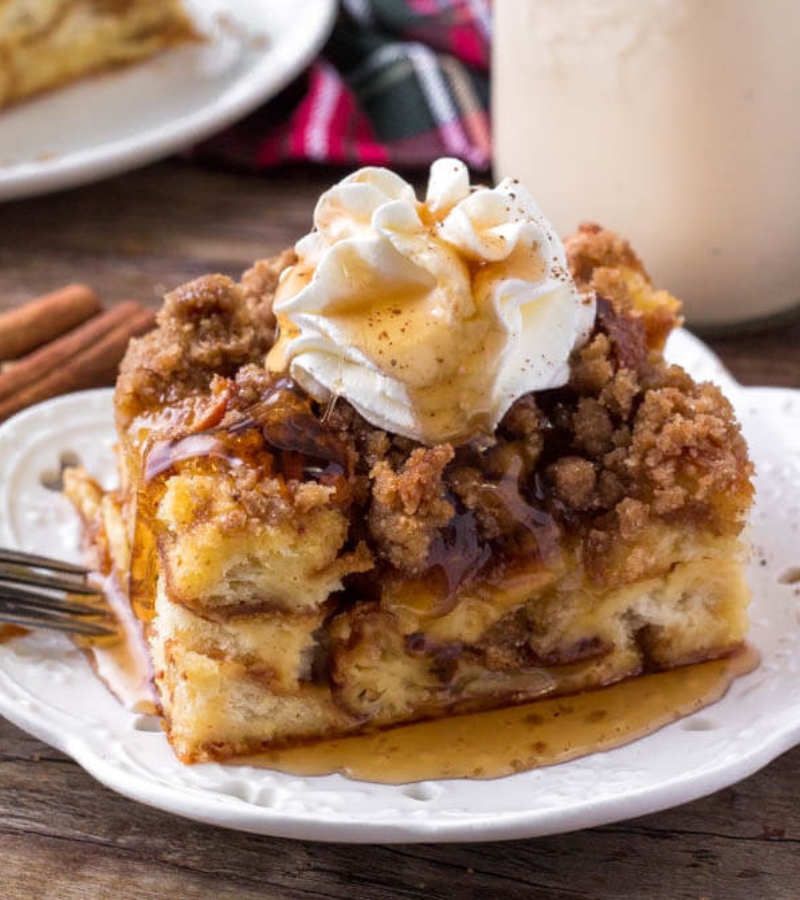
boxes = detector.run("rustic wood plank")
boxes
[0,164,333,309]
[0,159,798,900]
[707,326,800,389]
[3,714,800,899]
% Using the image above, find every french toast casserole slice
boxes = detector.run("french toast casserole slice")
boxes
[65,221,754,763]
[0,0,194,108]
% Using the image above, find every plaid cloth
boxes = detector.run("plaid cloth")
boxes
[192,0,491,172]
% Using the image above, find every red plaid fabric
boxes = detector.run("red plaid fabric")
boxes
[192,0,491,172]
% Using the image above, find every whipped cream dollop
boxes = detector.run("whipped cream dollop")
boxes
[267,159,595,445]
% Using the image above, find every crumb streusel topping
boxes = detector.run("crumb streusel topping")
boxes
[116,223,752,600]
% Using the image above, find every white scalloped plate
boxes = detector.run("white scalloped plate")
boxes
[0,0,336,201]
[0,328,798,843]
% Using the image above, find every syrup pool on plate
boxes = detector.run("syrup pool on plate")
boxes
[73,572,158,716]
[240,648,758,782]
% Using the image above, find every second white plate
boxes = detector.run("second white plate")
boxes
[0,0,336,201]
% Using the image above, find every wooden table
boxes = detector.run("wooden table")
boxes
[1,162,799,900]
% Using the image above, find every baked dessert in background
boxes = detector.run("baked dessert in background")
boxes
[0,0,195,109]
[66,160,754,764]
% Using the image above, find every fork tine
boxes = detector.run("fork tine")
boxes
[0,547,115,637]
[0,585,106,617]
[0,606,115,637]
[0,548,90,575]
[0,567,102,596]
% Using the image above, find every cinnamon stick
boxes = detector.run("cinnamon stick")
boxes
[0,305,155,423]
[0,301,142,405]
[0,284,101,362]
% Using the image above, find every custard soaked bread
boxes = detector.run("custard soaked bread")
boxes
[67,162,753,763]
[0,0,194,109]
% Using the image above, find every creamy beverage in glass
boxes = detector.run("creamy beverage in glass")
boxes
[492,0,800,330]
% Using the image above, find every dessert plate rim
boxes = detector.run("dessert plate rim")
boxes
[0,328,798,843]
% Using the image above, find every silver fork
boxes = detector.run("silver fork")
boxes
[0,548,115,637]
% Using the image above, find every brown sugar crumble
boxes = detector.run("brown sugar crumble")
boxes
[116,226,752,597]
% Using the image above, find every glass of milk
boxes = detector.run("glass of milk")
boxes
[492,0,800,331]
